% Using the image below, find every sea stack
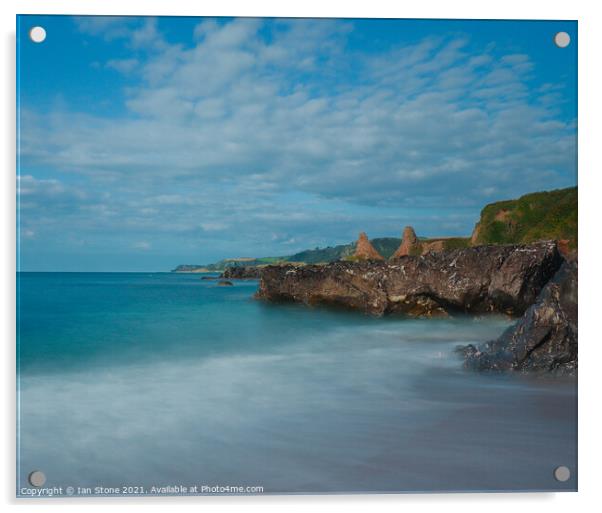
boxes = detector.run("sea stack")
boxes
[391,226,419,258]
[353,232,384,260]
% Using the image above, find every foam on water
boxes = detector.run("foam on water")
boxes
[17,273,577,493]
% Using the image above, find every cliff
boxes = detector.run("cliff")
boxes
[470,187,577,249]
[256,241,563,317]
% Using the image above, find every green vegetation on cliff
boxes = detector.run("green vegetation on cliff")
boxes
[442,237,471,250]
[471,187,577,248]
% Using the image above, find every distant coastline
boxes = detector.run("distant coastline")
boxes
[172,186,577,273]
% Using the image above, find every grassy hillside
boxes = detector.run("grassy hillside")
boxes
[441,237,472,250]
[471,187,577,248]
[288,237,402,264]
[285,243,355,264]
[371,238,404,259]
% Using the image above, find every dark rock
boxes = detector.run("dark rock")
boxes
[459,259,577,375]
[221,266,262,280]
[217,280,234,286]
[256,241,563,317]
[200,276,219,280]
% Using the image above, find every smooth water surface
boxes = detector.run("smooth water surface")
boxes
[17,272,577,494]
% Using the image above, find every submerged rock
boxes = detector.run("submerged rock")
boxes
[459,259,577,375]
[221,266,262,279]
[256,241,563,317]
[217,280,234,286]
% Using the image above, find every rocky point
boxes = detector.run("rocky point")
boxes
[458,257,577,375]
[256,240,563,317]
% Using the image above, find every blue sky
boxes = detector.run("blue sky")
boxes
[17,16,577,271]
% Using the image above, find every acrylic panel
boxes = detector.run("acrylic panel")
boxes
[16,15,577,497]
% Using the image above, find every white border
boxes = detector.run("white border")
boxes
[2,1,601,511]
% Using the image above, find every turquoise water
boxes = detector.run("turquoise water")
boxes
[17,272,577,495]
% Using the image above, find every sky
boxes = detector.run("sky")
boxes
[17,16,577,271]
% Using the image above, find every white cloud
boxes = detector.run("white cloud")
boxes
[106,58,139,74]
[19,19,576,267]
[73,16,134,40]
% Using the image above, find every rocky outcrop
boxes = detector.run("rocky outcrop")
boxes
[217,280,234,286]
[221,266,262,279]
[420,239,445,254]
[391,226,419,258]
[390,227,469,257]
[353,232,384,260]
[256,241,563,317]
[458,259,577,375]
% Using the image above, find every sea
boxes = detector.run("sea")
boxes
[16,272,577,495]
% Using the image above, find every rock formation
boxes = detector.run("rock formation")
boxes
[221,266,262,279]
[217,280,234,286]
[458,258,577,375]
[391,226,419,258]
[256,241,563,317]
[420,239,445,254]
[353,232,384,261]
